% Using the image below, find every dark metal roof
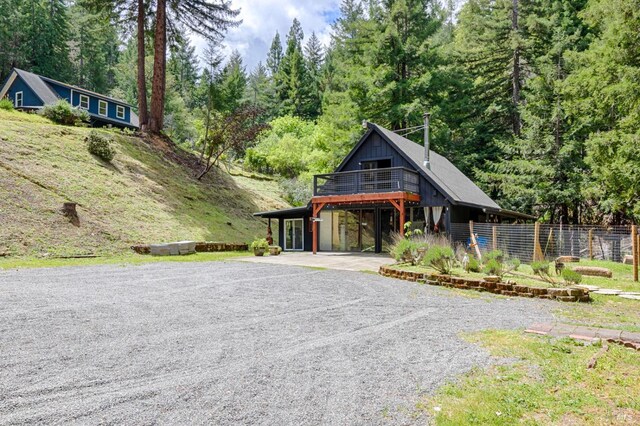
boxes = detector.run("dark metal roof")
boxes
[347,123,502,211]
[253,206,310,218]
[14,69,59,104]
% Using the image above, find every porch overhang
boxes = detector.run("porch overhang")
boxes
[310,191,421,254]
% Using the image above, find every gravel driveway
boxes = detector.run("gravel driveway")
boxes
[0,261,552,425]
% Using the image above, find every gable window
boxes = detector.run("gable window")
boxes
[116,105,125,120]
[79,94,89,109]
[15,91,23,107]
[98,100,108,116]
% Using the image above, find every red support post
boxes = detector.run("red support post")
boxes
[399,198,405,236]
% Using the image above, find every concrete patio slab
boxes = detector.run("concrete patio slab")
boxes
[238,251,395,272]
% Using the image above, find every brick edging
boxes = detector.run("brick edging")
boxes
[379,266,591,303]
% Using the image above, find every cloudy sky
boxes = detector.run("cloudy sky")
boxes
[193,0,342,71]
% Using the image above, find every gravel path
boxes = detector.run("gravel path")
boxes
[0,261,552,425]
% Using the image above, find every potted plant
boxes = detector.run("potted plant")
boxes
[250,238,269,256]
[268,245,282,256]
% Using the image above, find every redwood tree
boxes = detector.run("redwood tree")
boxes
[148,0,240,133]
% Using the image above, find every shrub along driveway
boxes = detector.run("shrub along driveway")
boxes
[0,261,552,424]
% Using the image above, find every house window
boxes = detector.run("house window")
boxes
[116,105,125,120]
[79,94,89,109]
[284,219,304,251]
[98,100,108,116]
[15,91,23,107]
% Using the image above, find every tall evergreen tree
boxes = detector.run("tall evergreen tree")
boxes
[266,31,283,76]
[148,0,240,133]
[168,38,199,106]
[304,32,324,119]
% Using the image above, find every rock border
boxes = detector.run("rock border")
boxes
[131,242,248,255]
[379,265,591,303]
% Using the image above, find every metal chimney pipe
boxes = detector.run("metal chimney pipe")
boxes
[423,112,431,169]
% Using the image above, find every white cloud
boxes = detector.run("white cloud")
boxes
[191,0,340,72]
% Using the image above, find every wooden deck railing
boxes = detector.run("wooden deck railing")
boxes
[313,167,419,197]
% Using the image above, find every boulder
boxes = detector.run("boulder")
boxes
[623,255,634,265]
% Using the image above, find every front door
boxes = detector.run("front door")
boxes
[284,218,304,250]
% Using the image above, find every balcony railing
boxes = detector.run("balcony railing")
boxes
[314,167,420,197]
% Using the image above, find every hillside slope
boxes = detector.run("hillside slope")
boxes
[0,110,288,257]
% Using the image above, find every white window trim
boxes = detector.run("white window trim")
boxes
[284,218,305,251]
[98,100,108,117]
[79,94,89,110]
[116,105,125,120]
[15,91,23,107]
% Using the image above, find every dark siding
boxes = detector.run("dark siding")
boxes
[8,77,42,107]
[339,131,449,207]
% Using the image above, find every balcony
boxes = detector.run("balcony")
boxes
[313,167,420,197]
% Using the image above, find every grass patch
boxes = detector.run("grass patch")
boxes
[555,294,640,333]
[419,330,640,425]
[0,109,288,258]
[0,251,248,270]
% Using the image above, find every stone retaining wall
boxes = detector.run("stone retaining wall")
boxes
[131,242,248,255]
[379,266,591,303]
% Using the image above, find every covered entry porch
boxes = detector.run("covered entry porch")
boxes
[311,192,421,254]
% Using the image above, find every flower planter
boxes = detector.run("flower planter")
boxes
[253,248,266,256]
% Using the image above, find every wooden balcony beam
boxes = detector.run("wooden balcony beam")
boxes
[311,191,420,205]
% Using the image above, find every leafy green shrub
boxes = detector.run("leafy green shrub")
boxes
[531,261,550,275]
[467,256,481,272]
[0,97,14,111]
[561,268,582,285]
[42,100,89,125]
[392,238,418,263]
[422,245,456,274]
[508,258,521,271]
[483,259,503,276]
[250,238,269,251]
[86,131,116,162]
[484,249,504,263]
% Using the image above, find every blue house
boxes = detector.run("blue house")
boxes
[0,68,139,129]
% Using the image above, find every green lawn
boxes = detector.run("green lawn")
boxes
[0,109,288,258]
[419,330,640,425]
[0,251,249,270]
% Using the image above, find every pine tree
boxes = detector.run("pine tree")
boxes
[219,50,247,114]
[304,32,324,119]
[275,18,312,118]
[69,4,120,93]
[266,32,283,76]
[168,38,199,107]
[24,0,72,80]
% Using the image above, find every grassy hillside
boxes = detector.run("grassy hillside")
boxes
[0,109,289,258]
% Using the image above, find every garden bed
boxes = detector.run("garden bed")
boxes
[379,265,591,302]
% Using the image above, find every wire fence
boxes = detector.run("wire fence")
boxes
[449,222,634,263]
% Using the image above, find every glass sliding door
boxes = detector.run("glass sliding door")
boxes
[284,219,304,250]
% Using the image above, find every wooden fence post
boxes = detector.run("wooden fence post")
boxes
[492,226,498,251]
[469,220,482,261]
[588,229,593,260]
[633,225,637,279]
[533,222,544,262]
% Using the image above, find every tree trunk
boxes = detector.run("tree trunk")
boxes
[511,0,521,136]
[137,0,148,130]
[149,0,166,133]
